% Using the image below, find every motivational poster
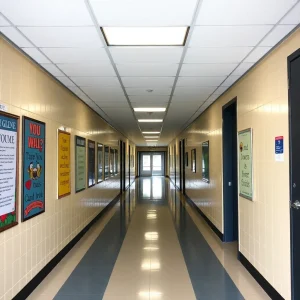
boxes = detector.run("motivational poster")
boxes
[58,130,71,198]
[88,140,95,187]
[238,128,253,200]
[75,136,86,193]
[0,112,18,232]
[22,117,45,221]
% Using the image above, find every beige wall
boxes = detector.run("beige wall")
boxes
[169,28,300,300]
[0,37,135,299]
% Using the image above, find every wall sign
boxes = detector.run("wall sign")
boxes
[97,143,103,183]
[191,148,196,173]
[104,146,109,179]
[238,128,253,200]
[88,140,95,187]
[0,112,19,232]
[22,117,45,221]
[58,130,71,198]
[275,136,284,162]
[202,141,210,182]
[75,136,86,193]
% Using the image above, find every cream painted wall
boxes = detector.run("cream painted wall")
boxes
[169,28,300,300]
[0,37,135,300]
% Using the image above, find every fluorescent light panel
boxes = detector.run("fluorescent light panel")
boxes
[102,27,189,46]
[144,136,159,138]
[138,119,163,122]
[146,140,158,142]
[142,131,161,134]
[134,107,166,112]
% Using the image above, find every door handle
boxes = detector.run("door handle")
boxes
[291,200,300,210]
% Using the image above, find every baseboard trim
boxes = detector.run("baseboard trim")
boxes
[184,194,224,241]
[238,251,284,300]
[13,193,121,300]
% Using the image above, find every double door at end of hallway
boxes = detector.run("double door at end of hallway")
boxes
[139,152,165,176]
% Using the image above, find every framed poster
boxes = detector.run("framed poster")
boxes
[191,149,196,173]
[22,117,45,221]
[75,136,86,193]
[115,149,118,174]
[97,143,103,183]
[88,140,96,187]
[202,141,210,183]
[185,152,188,167]
[110,148,114,176]
[0,112,19,232]
[238,128,253,200]
[104,146,109,179]
[58,130,71,198]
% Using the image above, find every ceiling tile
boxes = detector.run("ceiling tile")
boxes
[190,26,272,47]
[0,15,10,26]
[122,77,175,88]
[57,62,116,77]
[126,88,172,96]
[56,76,76,87]
[280,2,300,24]
[110,47,183,63]
[177,76,226,86]
[0,0,93,26]
[90,0,197,26]
[129,95,170,103]
[244,47,272,62]
[80,86,124,99]
[19,27,103,48]
[259,25,296,46]
[174,86,216,96]
[22,47,51,63]
[70,76,120,87]
[180,63,238,76]
[221,75,241,87]
[117,63,178,76]
[196,0,297,25]
[0,27,33,47]
[185,47,253,63]
[232,62,254,76]
[213,86,228,95]
[41,48,109,63]
[96,102,130,108]
[40,63,65,76]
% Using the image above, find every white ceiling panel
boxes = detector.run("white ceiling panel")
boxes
[0,15,10,26]
[41,48,109,64]
[232,62,254,76]
[0,0,93,26]
[177,76,226,87]
[70,76,120,87]
[96,102,130,108]
[213,86,228,95]
[22,47,51,63]
[0,27,33,47]
[280,2,300,24]
[190,26,272,47]
[122,77,175,88]
[80,86,124,100]
[90,0,197,26]
[196,0,297,25]
[126,88,172,96]
[19,27,103,48]
[174,86,216,96]
[221,75,241,87]
[129,95,170,103]
[244,47,272,63]
[57,63,116,77]
[40,63,65,76]
[131,102,169,108]
[185,47,253,63]
[117,63,178,76]
[180,63,238,76]
[92,95,128,102]
[259,25,296,46]
[110,47,183,63]
[172,95,208,102]
[56,76,76,87]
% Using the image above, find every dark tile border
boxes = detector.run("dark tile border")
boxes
[238,251,284,300]
[13,193,121,300]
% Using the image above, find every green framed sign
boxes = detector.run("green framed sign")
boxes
[238,128,253,200]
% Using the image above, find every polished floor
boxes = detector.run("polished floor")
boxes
[28,177,270,300]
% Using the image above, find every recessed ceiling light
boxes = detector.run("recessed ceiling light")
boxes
[144,136,159,138]
[142,131,161,134]
[134,108,166,112]
[101,27,189,46]
[146,89,153,93]
[138,119,163,122]
[146,140,158,142]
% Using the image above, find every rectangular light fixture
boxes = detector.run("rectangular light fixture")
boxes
[144,136,159,138]
[146,140,158,142]
[134,108,166,112]
[101,27,189,46]
[138,119,163,122]
[142,131,161,134]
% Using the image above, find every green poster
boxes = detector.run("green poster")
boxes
[238,128,253,200]
[75,136,86,193]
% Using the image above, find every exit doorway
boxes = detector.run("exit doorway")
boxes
[139,152,165,176]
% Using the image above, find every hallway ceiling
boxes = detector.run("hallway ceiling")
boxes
[0,0,299,146]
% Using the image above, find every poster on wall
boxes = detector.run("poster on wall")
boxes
[202,141,210,183]
[75,136,86,193]
[97,143,103,183]
[22,117,45,221]
[0,112,19,232]
[104,146,109,179]
[238,128,253,200]
[58,130,71,198]
[275,136,284,162]
[88,140,95,187]
[191,149,196,173]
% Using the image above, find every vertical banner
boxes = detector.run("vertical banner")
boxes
[75,136,86,193]
[58,130,71,198]
[22,117,45,221]
[88,140,95,187]
[0,112,19,232]
[238,128,253,200]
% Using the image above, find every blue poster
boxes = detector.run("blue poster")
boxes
[275,136,284,162]
[22,116,46,221]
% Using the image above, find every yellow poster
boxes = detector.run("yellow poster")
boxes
[58,130,71,198]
